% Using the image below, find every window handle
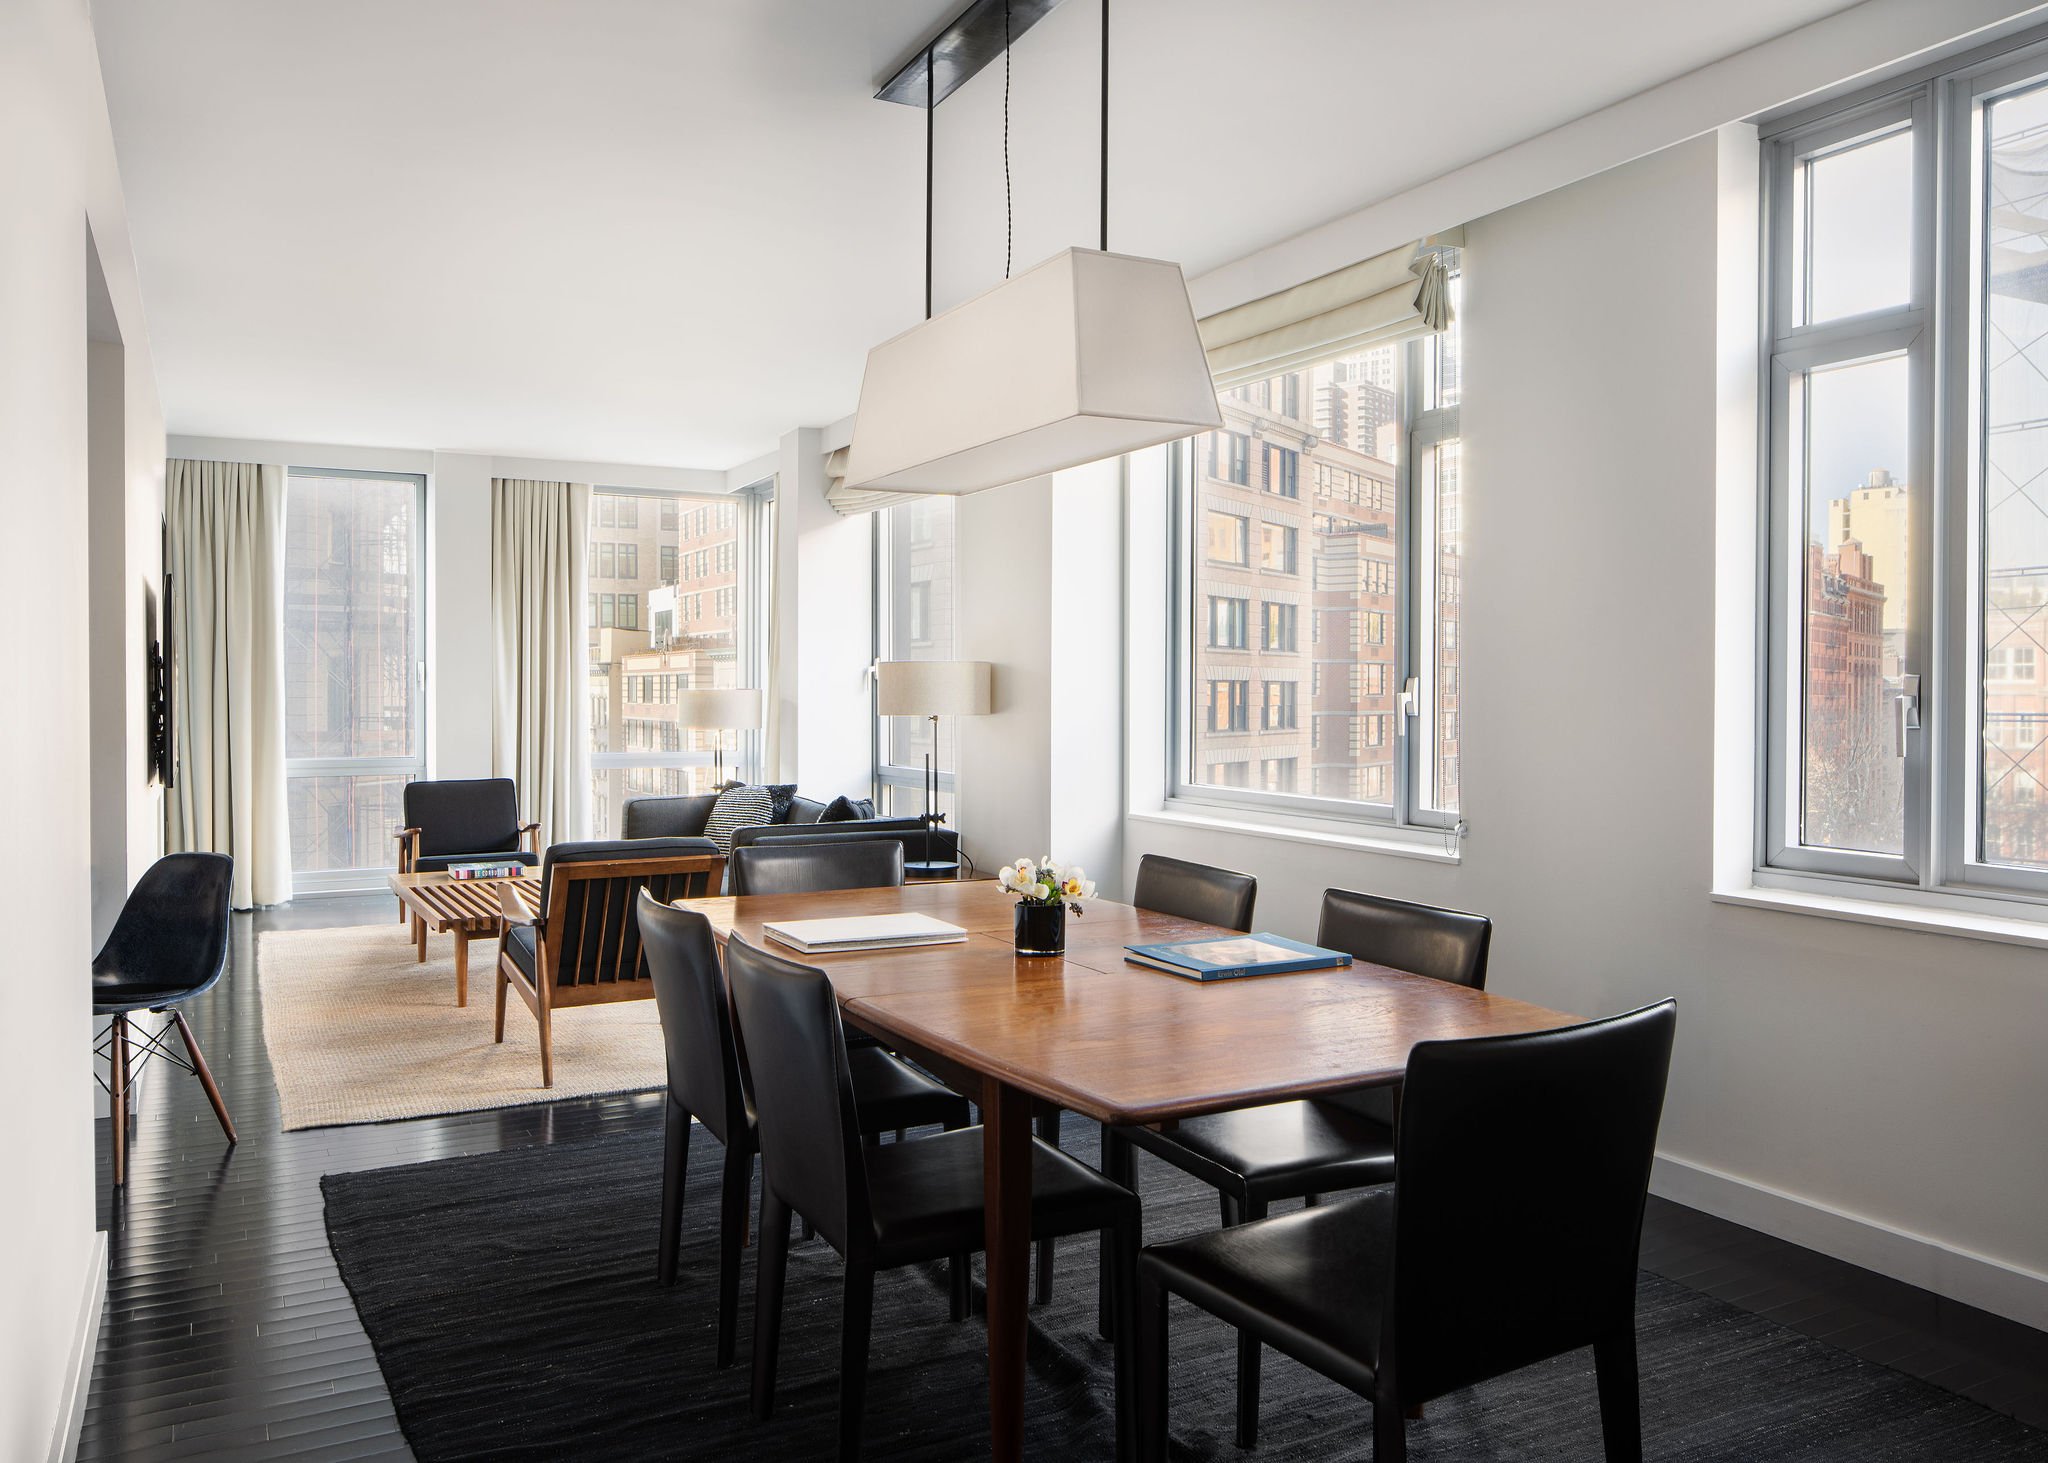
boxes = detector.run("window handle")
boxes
[1894,673,1921,758]
[1398,676,1420,721]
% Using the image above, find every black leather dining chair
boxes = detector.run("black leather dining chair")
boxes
[1131,853,1258,932]
[1101,888,1492,1445]
[1136,1000,1678,1462]
[636,893,972,1367]
[92,853,237,1193]
[729,839,905,897]
[725,932,1142,1462]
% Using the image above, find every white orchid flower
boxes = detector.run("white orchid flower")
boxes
[1032,881,1052,900]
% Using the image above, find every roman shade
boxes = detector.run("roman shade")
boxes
[1199,237,1457,389]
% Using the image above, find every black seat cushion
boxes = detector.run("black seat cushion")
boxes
[863,1128,1137,1268]
[412,849,539,874]
[1139,1189,1394,1399]
[844,1046,970,1136]
[1123,1099,1395,1206]
[405,778,521,857]
[502,924,539,980]
[620,793,719,839]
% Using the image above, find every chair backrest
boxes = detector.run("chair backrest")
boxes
[1388,1001,1677,1405]
[729,839,905,897]
[405,777,520,857]
[1133,853,1257,931]
[636,891,747,1143]
[1317,889,1491,989]
[621,793,719,840]
[723,934,869,1256]
[537,839,725,991]
[93,853,233,993]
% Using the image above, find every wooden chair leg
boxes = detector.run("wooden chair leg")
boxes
[1100,1127,1135,1340]
[1594,1327,1642,1463]
[1034,1108,1060,1306]
[751,1191,792,1421]
[1136,1266,1170,1463]
[108,1014,129,1190]
[657,1101,691,1286]
[838,1263,876,1463]
[717,1137,753,1369]
[536,994,554,1089]
[168,1009,236,1144]
[493,962,509,1043]
[1233,1195,1268,1450]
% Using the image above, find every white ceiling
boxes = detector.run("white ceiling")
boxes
[94,0,1865,470]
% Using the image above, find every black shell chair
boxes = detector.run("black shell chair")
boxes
[92,853,236,1191]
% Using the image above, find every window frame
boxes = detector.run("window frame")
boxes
[282,465,428,895]
[1758,28,2048,909]
[1166,322,1462,832]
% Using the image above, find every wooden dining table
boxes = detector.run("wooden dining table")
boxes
[682,879,1576,1463]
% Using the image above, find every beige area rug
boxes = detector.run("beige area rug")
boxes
[257,924,665,1131]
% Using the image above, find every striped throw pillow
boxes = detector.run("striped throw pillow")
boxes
[702,785,775,854]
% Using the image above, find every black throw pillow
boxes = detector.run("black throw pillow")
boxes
[765,784,798,823]
[819,795,878,823]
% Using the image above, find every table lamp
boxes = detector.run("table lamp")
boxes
[675,687,764,789]
[875,660,992,876]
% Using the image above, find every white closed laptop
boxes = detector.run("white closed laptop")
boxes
[760,912,969,955]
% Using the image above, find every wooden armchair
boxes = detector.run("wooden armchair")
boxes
[393,776,540,926]
[494,838,726,1087]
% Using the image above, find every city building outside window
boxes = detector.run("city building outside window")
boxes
[1760,31,2048,904]
[1173,251,1461,825]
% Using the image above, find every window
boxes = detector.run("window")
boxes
[1208,679,1249,733]
[874,496,959,820]
[1760,34,2048,902]
[1207,510,1250,564]
[282,468,424,888]
[1208,595,1248,649]
[1260,523,1298,573]
[586,487,762,836]
[1262,680,1298,730]
[1173,251,1462,822]
[1262,602,1298,652]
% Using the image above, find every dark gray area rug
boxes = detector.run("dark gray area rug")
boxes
[322,1117,2048,1461]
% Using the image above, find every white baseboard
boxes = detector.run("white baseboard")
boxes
[1652,1152,2048,1333]
[47,1231,108,1463]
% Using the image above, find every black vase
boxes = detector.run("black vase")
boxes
[1014,901,1067,957]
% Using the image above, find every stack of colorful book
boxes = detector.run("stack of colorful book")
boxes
[1124,933,1352,982]
[446,859,527,881]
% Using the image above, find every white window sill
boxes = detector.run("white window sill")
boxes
[1712,879,2048,950]
[1131,804,1462,864]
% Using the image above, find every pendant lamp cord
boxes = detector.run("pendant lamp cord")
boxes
[1100,0,1109,251]
[925,44,934,319]
[1003,0,1013,279]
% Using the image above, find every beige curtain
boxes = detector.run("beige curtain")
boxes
[1199,238,1456,388]
[491,478,591,847]
[164,458,291,908]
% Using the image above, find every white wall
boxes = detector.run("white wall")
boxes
[1124,131,2048,1327]
[1,0,167,1456]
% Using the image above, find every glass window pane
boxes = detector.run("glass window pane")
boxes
[1795,355,1908,854]
[586,491,744,838]
[1978,82,2048,870]
[283,473,418,760]
[876,496,958,823]
[1798,127,1913,325]
[1190,346,1401,803]
[1421,438,1462,815]
[288,774,410,874]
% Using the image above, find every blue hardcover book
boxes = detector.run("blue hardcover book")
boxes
[1124,932,1353,982]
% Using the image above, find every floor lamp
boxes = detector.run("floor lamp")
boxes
[876,660,992,877]
[675,687,764,790]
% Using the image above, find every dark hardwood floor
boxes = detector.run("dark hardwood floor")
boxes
[79,895,2048,1459]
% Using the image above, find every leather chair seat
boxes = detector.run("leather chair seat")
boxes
[844,1045,971,1135]
[92,977,209,1014]
[411,849,538,874]
[1122,1099,1394,1206]
[502,924,538,980]
[863,1128,1137,1268]
[1138,1189,1394,1400]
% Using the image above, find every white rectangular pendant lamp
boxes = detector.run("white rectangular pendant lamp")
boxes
[845,0,1219,499]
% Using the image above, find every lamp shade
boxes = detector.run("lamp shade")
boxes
[842,247,1222,496]
[876,661,992,718]
[674,687,763,730]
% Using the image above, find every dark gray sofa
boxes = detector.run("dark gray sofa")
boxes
[619,791,960,866]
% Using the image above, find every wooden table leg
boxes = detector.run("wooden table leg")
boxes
[983,1079,1034,1463]
[454,929,469,1007]
[415,911,428,963]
